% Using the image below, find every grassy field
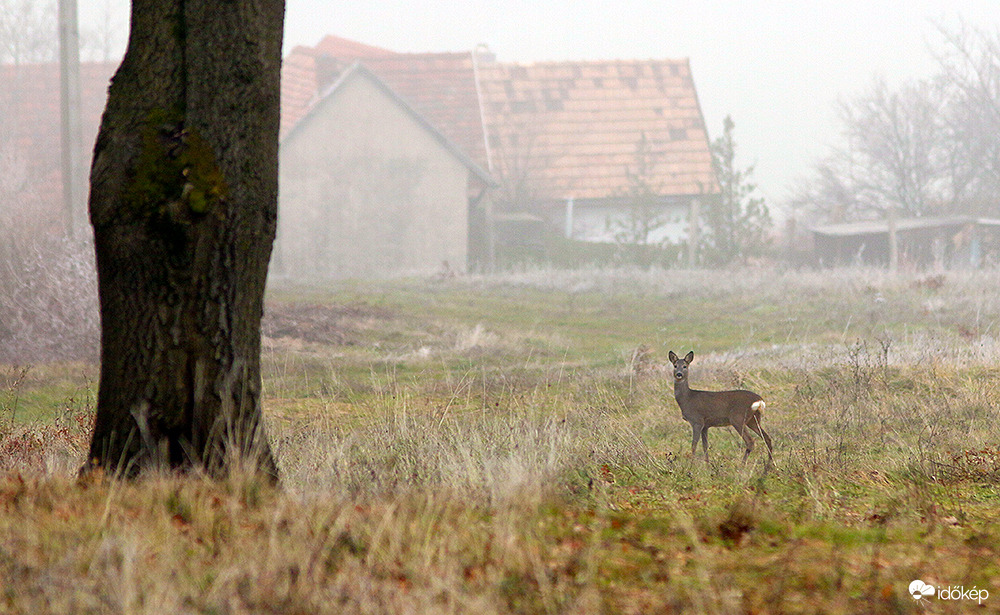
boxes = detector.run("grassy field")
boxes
[2,267,1000,613]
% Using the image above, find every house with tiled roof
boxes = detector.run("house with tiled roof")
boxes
[277,35,718,276]
[275,37,494,279]
[0,61,116,231]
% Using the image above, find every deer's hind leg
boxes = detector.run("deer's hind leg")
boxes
[745,415,774,463]
[737,424,756,462]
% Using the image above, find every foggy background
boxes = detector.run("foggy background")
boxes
[73,0,1000,210]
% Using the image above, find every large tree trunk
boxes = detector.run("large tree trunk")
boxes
[84,0,284,480]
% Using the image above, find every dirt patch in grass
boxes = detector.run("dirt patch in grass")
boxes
[262,302,395,346]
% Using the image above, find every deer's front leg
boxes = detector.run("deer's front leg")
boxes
[690,422,703,459]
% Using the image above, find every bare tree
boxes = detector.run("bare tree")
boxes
[796,24,1000,225]
[489,115,549,216]
[787,153,867,225]
[792,76,950,233]
[0,0,57,64]
[479,114,553,270]
[839,77,950,218]
[933,22,1000,216]
[84,0,284,481]
[79,0,128,63]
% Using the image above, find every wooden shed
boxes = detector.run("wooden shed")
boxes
[811,216,1000,269]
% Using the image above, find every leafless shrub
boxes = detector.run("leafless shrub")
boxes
[0,229,99,363]
[934,447,1000,484]
[0,366,95,474]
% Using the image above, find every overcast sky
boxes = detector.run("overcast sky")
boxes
[82,1,999,211]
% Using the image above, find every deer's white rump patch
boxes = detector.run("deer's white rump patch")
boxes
[751,400,765,412]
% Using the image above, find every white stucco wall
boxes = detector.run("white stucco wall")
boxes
[566,202,691,245]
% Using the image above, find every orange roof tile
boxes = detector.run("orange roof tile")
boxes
[478,58,718,202]
[279,46,318,138]
[312,34,396,59]
[0,61,116,213]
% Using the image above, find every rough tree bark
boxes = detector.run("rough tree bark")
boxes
[84,0,284,480]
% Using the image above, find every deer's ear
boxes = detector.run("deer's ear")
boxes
[668,351,678,363]
[685,351,694,364]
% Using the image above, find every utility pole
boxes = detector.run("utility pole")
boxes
[58,0,85,239]
[471,43,496,272]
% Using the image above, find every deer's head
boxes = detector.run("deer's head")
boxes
[668,350,694,383]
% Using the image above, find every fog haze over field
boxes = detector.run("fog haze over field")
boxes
[5,6,1000,606]
[79,0,998,211]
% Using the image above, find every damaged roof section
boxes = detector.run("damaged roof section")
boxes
[478,58,718,202]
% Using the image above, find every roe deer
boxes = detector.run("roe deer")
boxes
[668,351,773,464]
